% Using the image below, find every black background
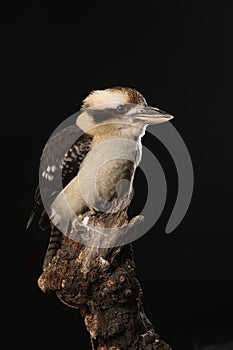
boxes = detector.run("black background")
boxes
[1,1,232,349]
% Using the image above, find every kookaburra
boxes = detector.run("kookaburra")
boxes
[28,87,173,269]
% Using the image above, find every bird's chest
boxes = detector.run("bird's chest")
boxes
[78,139,141,208]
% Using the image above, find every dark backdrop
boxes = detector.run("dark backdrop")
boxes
[1,2,232,349]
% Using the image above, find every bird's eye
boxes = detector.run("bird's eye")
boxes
[116,105,128,113]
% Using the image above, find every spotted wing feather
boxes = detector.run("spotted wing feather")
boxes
[27,124,93,230]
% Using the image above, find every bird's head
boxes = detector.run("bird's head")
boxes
[76,87,173,138]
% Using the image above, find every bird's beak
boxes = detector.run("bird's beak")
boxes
[131,106,174,124]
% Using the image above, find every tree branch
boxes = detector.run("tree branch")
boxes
[38,209,172,350]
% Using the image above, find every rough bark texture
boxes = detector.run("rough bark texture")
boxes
[38,210,172,350]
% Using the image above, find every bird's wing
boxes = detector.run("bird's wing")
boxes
[27,124,93,230]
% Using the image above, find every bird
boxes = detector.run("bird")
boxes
[27,86,173,270]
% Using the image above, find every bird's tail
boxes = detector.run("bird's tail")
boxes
[42,225,64,271]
